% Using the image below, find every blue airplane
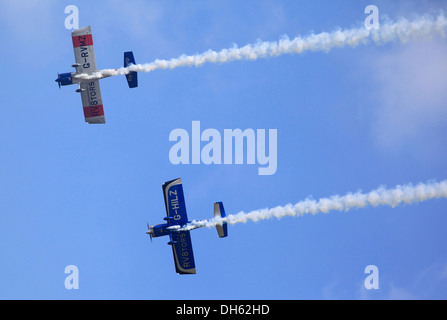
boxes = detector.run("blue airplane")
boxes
[146,178,228,275]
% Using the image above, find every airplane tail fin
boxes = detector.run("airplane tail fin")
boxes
[124,51,138,88]
[214,202,228,238]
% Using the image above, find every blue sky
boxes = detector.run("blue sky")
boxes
[1,0,447,299]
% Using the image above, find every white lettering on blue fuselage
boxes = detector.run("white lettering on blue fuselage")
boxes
[178,232,191,268]
[169,189,181,220]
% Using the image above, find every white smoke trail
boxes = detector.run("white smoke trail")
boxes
[76,13,447,80]
[180,180,447,231]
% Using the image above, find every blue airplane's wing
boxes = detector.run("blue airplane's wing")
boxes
[163,178,196,274]
[162,178,189,226]
[170,231,196,274]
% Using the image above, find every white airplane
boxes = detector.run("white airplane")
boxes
[56,26,138,124]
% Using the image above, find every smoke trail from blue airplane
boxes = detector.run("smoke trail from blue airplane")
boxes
[180,180,447,231]
[76,13,447,80]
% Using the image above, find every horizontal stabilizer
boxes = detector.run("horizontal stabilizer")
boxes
[124,51,138,88]
[214,202,228,238]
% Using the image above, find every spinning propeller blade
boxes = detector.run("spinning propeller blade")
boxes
[146,223,153,243]
[56,73,61,89]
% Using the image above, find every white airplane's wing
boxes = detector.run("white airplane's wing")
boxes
[71,26,97,74]
[72,26,105,124]
[79,80,105,124]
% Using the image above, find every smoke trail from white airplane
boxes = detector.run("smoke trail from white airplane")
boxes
[76,13,447,80]
[180,180,447,231]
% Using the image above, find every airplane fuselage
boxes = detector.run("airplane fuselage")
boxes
[147,221,200,239]
[147,223,171,238]
[55,70,111,87]
[55,72,77,86]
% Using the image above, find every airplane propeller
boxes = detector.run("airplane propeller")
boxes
[146,222,153,243]
[56,73,61,89]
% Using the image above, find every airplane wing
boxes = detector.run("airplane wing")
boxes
[162,178,189,226]
[72,26,97,74]
[162,178,196,274]
[170,231,196,274]
[72,26,105,124]
[78,80,105,124]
